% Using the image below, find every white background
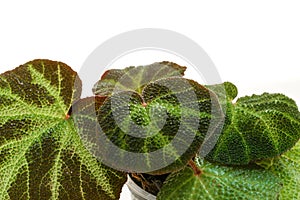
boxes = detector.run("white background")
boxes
[0,1,299,199]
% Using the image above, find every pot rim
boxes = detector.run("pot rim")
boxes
[126,174,157,200]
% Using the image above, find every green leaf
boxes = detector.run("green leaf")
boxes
[157,157,282,200]
[0,60,126,200]
[93,61,186,96]
[205,81,238,102]
[257,140,300,199]
[205,89,300,165]
[95,77,222,174]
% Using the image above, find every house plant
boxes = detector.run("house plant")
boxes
[0,59,299,199]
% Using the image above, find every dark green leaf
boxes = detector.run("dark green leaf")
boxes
[157,157,281,200]
[93,61,186,96]
[0,60,126,200]
[94,77,222,174]
[205,86,300,165]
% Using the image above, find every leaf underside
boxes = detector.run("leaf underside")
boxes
[206,82,300,165]
[0,60,126,200]
[157,156,281,200]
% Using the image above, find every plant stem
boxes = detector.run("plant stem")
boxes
[188,160,202,176]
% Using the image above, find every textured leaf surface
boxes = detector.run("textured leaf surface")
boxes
[257,140,300,199]
[205,84,300,165]
[94,77,222,174]
[93,61,186,96]
[157,157,281,200]
[0,60,126,200]
[205,81,238,102]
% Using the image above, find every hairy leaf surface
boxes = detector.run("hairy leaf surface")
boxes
[257,140,300,199]
[205,83,300,165]
[0,60,126,200]
[94,77,222,174]
[157,157,281,200]
[93,61,186,96]
[205,81,238,102]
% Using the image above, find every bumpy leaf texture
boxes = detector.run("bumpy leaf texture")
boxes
[0,60,126,200]
[157,156,281,200]
[206,82,300,165]
[257,139,300,199]
[97,78,221,174]
[92,62,223,174]
[93,61,186,96]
